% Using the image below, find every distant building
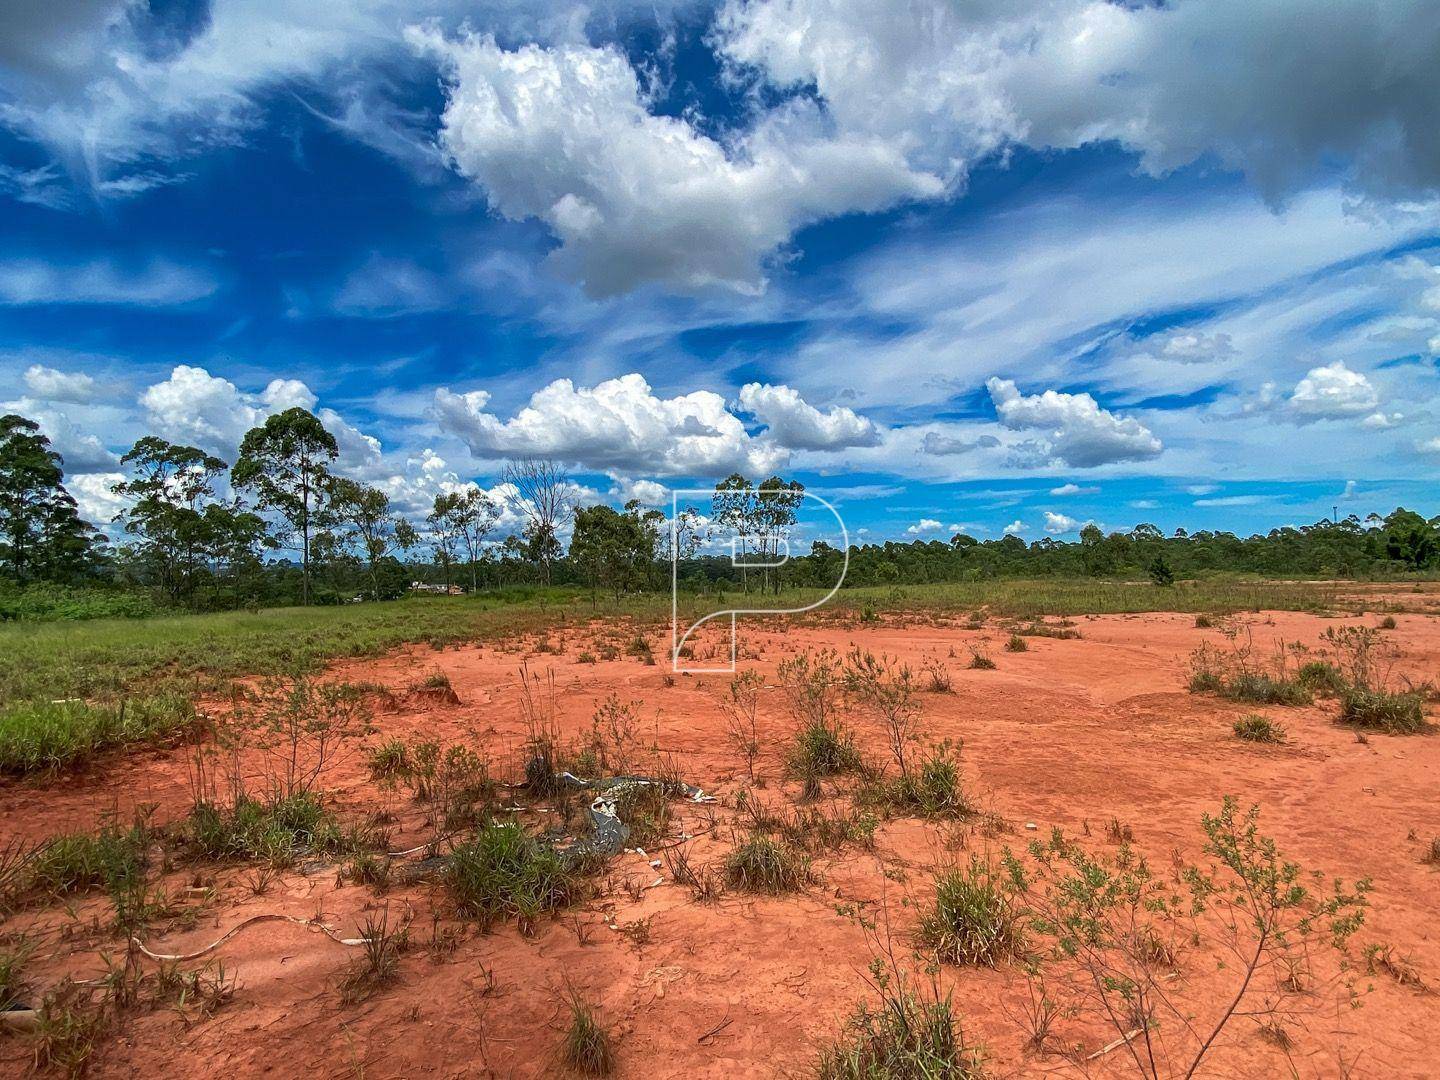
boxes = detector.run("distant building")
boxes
[409,581,466,596]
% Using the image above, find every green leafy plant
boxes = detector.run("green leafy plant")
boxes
[917,857,1024,967]
[1233,714,1286,743]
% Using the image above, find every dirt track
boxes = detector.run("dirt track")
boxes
[3,607,1439,1078]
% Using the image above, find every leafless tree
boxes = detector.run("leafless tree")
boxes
[501,457,572,584]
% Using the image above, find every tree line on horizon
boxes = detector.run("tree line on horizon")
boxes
[2,407,1438,618]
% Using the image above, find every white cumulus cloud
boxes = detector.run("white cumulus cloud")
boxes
[409,27,940,296]
[433,372,789,478]
[23,364,97,403]
[1287,361,1380,422]
[986,378,1163,468]
[737,382,880,450]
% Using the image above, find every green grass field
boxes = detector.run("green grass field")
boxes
[0,575,1364,775]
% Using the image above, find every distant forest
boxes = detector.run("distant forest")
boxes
[2,407,1436,618]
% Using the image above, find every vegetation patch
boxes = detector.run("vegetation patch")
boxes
[816,961,984,1080]
[560,992,616,1076]
[0,693,197,775]
[447,822,582,931]
[723,833,813,894]
[186,793,344,865]
[1232,713,1286,743]
[917,858,1024,967]
[1339,687,1429,734]
[861,743,973,819]
[6,820,149,904]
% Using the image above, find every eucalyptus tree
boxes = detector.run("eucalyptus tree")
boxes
[111,436,231,605]
[432,487,499,592]
[500,457,571,584]
[231,408,338,606]
[328,477,403,601]
[0,413,101,582]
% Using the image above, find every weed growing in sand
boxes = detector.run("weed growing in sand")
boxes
[917,857,1025,967]
[186,792,344,866]
[584,694,646,775]
[560,992,615,1076]
[1296,660,1346,696]
[1422,837,1440,866]
[860,741,972,820]
[921,654,954,693]
[1339,687,1427,733]
[846,649,923,781]
[447,822,581,932]
[1013,798,1370,1079]
[663,843,722,903]
[1,940,32,1012]
[32,982,109,1078]
[7,817,159,929]
[369,738,494,831]
[339,908,409,1005]
[781,650,864,786]
[1187,627,1311,706]
[231,677,373,800]
[1004,634,1028,653]
[816,958,984,1080]
[518,663,569,795]
[723,832,813,893]
[1364,942,1427,992]
[0,693,198,776]
[1233,713,1286,743]
[968,648,996,671]
[721,668,764,781]
[1322,626,1430,734]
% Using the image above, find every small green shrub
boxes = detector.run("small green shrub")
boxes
[917,858,1024,967]
[789,717,863,778]
[723,833,812,893]
[1221,672,1311,706]
[1233,714,1286,744]
[1004,634,1027,653]
[1339,687,1428,735]
[186,793,343,865]
[816,961,983,1080]
[15,821,149,900]
[367,738,409,784]
[447,822,581,930]
[967,649,995,671]
[338,909,408,1005]
[1296,661,1346,696]
[862,743,973,819]
[560,993,616,1076]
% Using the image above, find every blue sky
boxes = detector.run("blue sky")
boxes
[1,0,1438,546]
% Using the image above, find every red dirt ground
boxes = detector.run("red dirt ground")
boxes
[3,606,1439,1078]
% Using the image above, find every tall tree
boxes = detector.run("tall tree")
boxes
[0,414,101,582]
[501,458,572,585]
[755,475,805,594]
[111,437,229,605]
[432,488,499,592]
[570,503,654,599]
[711,473,757,590]
[231,408,338,606]
[328,477,403,601]
[426,495,463,589]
